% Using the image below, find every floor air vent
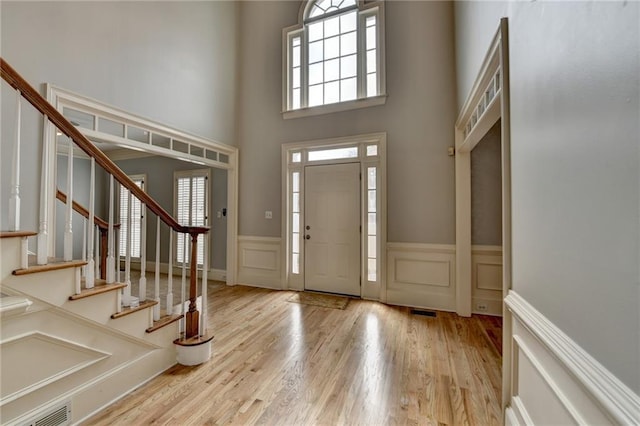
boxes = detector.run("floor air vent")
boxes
[411,309,436,317]
[26,401,71,426]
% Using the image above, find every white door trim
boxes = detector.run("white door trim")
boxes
[282,132,387,301]
[454,18,511,412]
[45,85,239,286]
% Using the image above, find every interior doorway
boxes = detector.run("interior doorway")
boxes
[304,163,361,296]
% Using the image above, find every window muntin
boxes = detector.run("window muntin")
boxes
[119,176,145,258]
[175,170,208,266]
[285,1,384,114]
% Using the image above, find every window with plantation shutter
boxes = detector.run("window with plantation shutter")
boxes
[175,170,209,266]
[119,175,145,258]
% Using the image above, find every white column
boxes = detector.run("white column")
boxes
[8,90,21,232]
[167,230,174,315]
[37,114,50,265]
[154,218,161,321]
[139,203,147,302]
[106,175,115,283]
[63,138,74,261]
[85,158,95,288]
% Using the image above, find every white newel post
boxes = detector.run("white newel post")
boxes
[85,158,95,288]
[63,138,73,261]
[154,218,161,320]
[123,190,132,306]
[167,230,174,315]
[106,175,115,283]
[139,202,147,302]
[8,90,21,232]
[37,114,50,265]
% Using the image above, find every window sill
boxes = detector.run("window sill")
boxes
[282,94,387,120]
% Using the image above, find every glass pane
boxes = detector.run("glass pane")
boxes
[342,0,356,8]
[219,153,229,163]
[325,15,340,38]
[173,140,189,154]
[368,167,376,189]
[293,67,300,88]
[308,146,358,161]
[368,258,377,281]
[292,153,302,164]
[292,193,300,213]
[63,107,94,130]
[366,145,378,156]
[293,212,300,233]
[98,117,124,137]
[340,32,357,56]
[309,84,323,106]
[293,37,301,47]
[292,253,300,274]
[309,21,324,41]
[366,26,376,50]
[292,88,301,109]
[309,62,324,85]
[128,126,149,143]
[293,46,301,67]
[367,73,377,97]
[206,150,218,161]
[191,146,204,157]
[292,233,300,253]
[340,77,357,101]
[367,49,377,73]
[368,190,376,212]
[325,81,340,104]
[366,15,376,28]
[310,6,324,18]
[292,171,300,191]
[340,54,357,78]
[368,213,377,234]
[324,36,340,60]
[152,134,171,149]
[368,235,376,258]
[324,58,340,82]
[340,11,357,33]
[309,40,323,63]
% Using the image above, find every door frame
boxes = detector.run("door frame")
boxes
[454,18,511,411]
[282,132,387,301]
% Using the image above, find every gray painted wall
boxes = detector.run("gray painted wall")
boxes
[236,1,458,243]
[1,1,239,231]
[115,156,227,271]
[456,1,640,392]
[471,119,501,246]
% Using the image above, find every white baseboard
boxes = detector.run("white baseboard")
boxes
[236,236,283,290]
[505,290,640,425]
[386,243,456,312]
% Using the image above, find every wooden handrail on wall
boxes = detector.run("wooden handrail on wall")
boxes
[56,188,119,280]
[1,58,208,340]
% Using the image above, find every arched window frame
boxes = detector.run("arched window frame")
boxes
[283,0,386,119]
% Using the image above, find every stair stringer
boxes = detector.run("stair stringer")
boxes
[0,287,178,425]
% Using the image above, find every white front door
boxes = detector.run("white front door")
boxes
[304,163,361,296]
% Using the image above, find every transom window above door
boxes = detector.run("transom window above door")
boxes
[283,0,386,119]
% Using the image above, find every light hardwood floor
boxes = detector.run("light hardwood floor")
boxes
[84,284,502,425]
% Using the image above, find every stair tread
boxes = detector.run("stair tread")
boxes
[111,300,158,319]
[0,231,37,239]
[13,259,87,276]
[174,332,214,347]
[146,314,183,333]
[69,279,127,300]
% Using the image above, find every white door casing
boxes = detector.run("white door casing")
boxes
[304,163,361,296]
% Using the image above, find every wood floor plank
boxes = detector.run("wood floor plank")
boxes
[83,285,502,426]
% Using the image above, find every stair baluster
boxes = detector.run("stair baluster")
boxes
[94,224,100,281]
[85,158,95,288]
[81,218,87,277]
[154,218,161,321]
[167,230,174,315]
[123,190,132,306]
[63,137,73,261]
[180,234,187,333]
[139,202,147,302]
[8,89,21,232]
[201,233,208,334]
[36,114,50,265]
[106,175,115,283]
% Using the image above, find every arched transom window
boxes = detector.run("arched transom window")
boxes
[283,0,386,118]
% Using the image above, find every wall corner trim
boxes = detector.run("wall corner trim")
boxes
[505,290,640,425]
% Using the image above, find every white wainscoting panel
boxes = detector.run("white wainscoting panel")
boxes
[472,245,502,316]
[386,243,456,311]
[505,291,640,425]
[237,236,283,289]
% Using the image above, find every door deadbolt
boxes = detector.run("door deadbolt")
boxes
[305,235,311,240]
[306,225,311,230]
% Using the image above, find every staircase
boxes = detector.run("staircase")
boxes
[0,58,213,425]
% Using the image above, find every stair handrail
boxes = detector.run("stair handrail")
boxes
[0,58,208,237]
[2,57,209,340]
[56,188,118,231]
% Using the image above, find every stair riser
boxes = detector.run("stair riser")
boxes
[0,237,23,281]
[2,268,77,307]
[108,309,154,339]
[62,292,120,325]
